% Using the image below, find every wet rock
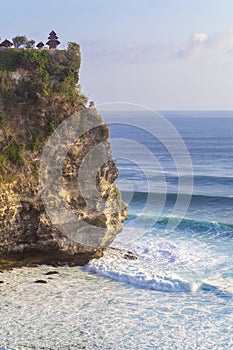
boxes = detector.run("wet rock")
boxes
[122,250,138,260]
[34,280,47,284]
[44,271,59,275]
[105,247,138,260]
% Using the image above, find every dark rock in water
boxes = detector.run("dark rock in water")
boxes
[34,280,47,284]
[105,247,137,260]
[123,250,138,260]
[44,271,59,276]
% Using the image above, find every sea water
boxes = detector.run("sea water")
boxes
[0,110,233,349]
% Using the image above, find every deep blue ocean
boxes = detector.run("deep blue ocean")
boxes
[95,109,233,348]
[1,110,233,349]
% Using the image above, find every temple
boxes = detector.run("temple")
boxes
[0,31,61,50]
[46,31,60,50]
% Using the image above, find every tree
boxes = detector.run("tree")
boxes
[25,40,35,49]
[67,42,80,51]
[12,35,28,48]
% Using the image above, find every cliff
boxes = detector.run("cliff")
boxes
[0,45,127,269]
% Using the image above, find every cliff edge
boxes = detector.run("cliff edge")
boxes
[0,45,127,269]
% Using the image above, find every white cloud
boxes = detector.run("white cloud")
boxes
[192,33,208,43]
[81,28,233,65]
[177,29,233,60]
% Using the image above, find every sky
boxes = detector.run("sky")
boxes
[1,0,233,110]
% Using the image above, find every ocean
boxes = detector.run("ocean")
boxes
[1,109,233,349]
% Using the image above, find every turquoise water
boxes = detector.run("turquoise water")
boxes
[1,110,233,349]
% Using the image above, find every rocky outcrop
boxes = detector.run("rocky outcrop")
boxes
[0,47,127,269]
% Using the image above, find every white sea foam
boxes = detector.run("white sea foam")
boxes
[86,229,231,293]
[86,238,207,292]
[87,257,201,292]
[1,264,233,349]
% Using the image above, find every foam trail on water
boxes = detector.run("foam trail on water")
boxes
[86,224,232,293]
[86,247,202,293]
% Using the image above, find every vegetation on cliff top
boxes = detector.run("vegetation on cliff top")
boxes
[0,43,88,183]
[0,42,83,99]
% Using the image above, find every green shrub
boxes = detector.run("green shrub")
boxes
[3,140,25,166]
[0,154,7,173]
[27,135,43,152]
[0,113,9,128]
[46,121,56,136]
[0,175,17,184]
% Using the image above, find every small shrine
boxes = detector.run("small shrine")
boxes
[0,39,13,48]
[36,42,45,50]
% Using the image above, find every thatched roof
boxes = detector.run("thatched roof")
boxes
[0,39,13,47]
[48,30,58,39]
[36,42,45,48]
[46,39,60,47]
[49,30,57,36]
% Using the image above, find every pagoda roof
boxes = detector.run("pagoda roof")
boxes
[0,39,13,47]
[46,39,60,46]
[48,30,58,39]
[36,42,45,48]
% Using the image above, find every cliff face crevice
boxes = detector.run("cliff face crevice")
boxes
[0,47,127,268]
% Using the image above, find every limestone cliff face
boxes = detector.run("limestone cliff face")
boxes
[0,47,127,268]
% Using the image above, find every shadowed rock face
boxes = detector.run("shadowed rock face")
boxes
[0,49,128,269]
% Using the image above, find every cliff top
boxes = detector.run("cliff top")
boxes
[0,42,88,184]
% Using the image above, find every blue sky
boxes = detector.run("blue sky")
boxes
[1,0,233,109]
